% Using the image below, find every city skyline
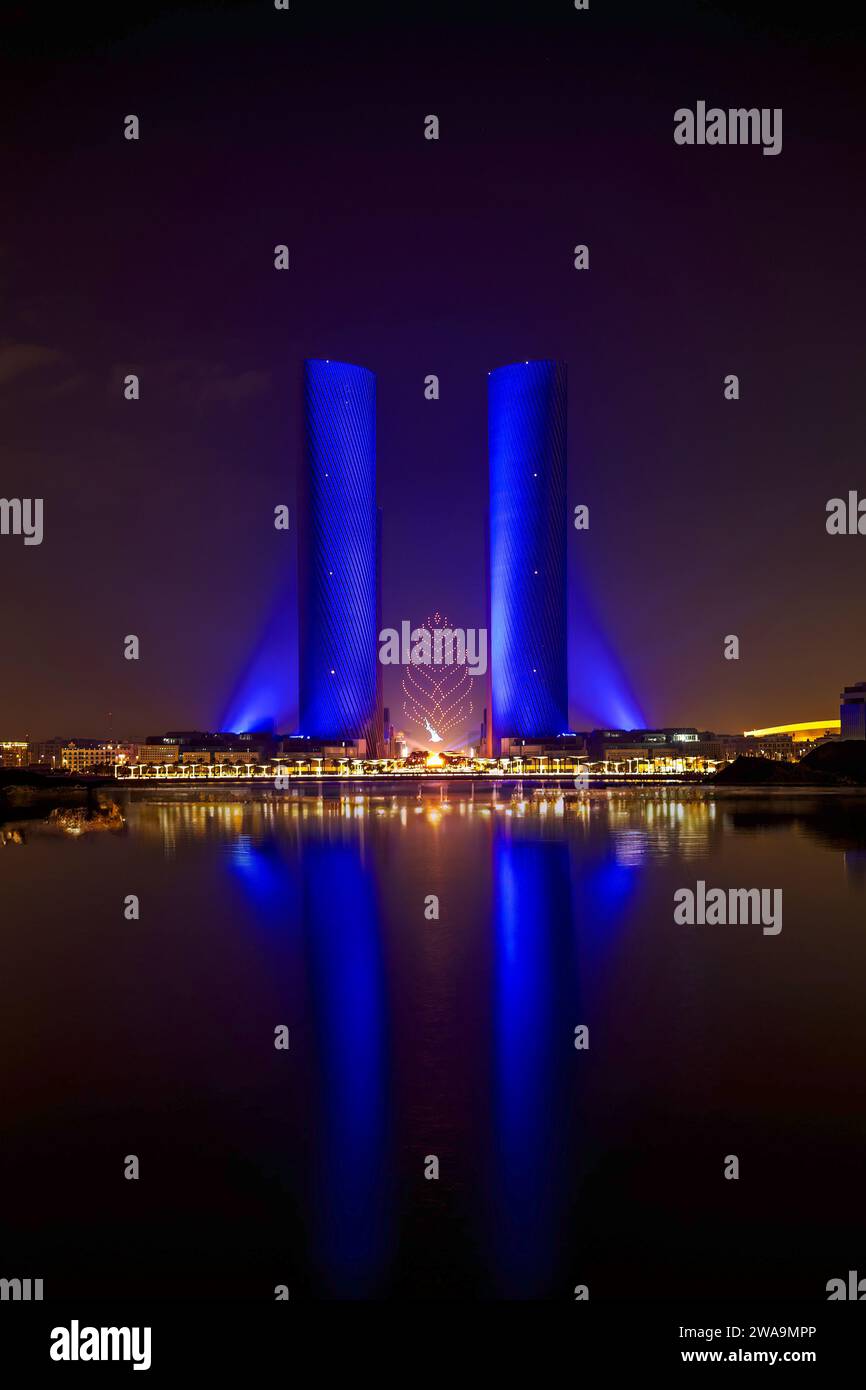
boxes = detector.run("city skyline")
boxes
[3,342,859,748]
[2,0,864,743]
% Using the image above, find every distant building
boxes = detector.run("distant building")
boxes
[841,682,866,740]
[133,744,179,765]
[732,732,794,761]
[278,736,368,760]
[479,707,489,755]
[145,732,273,760]
[26,742,49,767]
[0,740,29,768]
[586,728,704,759]
[742,720,839,745]
[149,731,219,748]
[381,710,409,759]
[61,743,130,772]
[571,728,796,767]
[501,733,586,758]
[232,731,274,756]
[28,737,77,768]
[212,747,260,765]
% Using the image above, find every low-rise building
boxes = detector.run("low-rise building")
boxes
[276,736,368,760]
[28,737,71,769]
[721,732,794,761]
[133,744,179,765]
[61,743,131,773]
[213,748,258,765]
[0,740,29,768]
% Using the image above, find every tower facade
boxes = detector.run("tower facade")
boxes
[299,359,382,756]
[841,682,866,740]
[488,359,568,746]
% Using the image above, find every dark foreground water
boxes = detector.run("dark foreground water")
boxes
[1,784,865,1301]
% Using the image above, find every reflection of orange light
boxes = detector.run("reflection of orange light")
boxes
[426,751,444,768]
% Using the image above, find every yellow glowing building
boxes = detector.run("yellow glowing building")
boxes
[61,743,131,772]
[743,720,840,744]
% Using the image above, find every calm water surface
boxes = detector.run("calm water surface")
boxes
[1,784,865,1300]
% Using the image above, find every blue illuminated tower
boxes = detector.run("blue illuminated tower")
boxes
[299,359,382,757]
[488,360,568,746]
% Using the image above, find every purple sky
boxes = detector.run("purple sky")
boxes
[1,0,864,742]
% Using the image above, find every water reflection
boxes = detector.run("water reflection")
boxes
[228,836,296,922]
[302,842,393,1297]
[489,836,576,1296]
[2,783,866,1298]
[224,825,394,1297]
[844,849,866,889]
[14,788,853,892]
[106,787,768,843]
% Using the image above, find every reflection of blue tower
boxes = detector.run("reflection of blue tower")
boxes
[489,360,568,746]
[299,360,382,756]
[303,842,393,1295]
[490,834,574,1296]
[844,849,866,888]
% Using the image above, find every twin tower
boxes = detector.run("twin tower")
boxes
[298,358,568,756]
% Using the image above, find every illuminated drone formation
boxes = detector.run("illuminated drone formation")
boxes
[402,612,474,748]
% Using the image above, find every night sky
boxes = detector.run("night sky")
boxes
[2,0,864,743]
